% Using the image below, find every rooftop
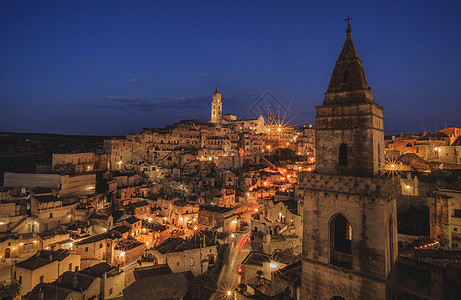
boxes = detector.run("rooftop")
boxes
[133,264,172,280]
[16,249,70,270]
[125,216,141,224]
[241,251,271,267]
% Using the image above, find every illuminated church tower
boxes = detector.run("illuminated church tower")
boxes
[299,22,398,299]
[210,85,222,124]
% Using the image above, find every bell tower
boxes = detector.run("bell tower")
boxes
[316,22,384,177]
[210,85,222,124]
[299,21,398,300]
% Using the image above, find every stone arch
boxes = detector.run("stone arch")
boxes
[338,143,348,166]
[330,214,352,269]
[5,248,10,258]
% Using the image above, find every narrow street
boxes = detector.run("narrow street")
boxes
[210,231,251,299]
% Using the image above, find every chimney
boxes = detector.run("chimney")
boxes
[49,254,53,261]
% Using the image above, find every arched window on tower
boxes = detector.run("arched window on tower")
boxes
[338,143,348,166]
[330,214,352,269]
[343,70,349,83]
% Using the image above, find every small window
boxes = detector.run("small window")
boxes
[99,243,103,249]
[339,144,348,166]
[39,275,44,283]
[109,288,113,295]
[342,70,349,83]
[85,247,89,252]
[19,276,22,284]
[49,213,53,218]
[69,263,72,271]
[177,262,179,266]
[190,258,195,266]
[454,209,461,218]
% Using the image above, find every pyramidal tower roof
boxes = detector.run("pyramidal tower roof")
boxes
[214,84,220,95]
[323,24,373,105]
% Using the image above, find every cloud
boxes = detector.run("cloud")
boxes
[94,94,211,112]
[128,77,150,83]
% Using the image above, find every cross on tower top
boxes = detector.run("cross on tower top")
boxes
[344,15,352,25]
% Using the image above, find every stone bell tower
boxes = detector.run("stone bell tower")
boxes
[299,22,398,300]
[210,85,222,124]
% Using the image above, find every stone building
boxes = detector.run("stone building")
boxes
[13,249,81,295]
[298,24,398,299]
[145,233,217,276]
[427,188,461,249]
[210,85,222,124]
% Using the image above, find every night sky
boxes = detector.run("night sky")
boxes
[1,1,460,136]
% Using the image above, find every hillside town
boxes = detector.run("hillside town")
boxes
[1,26,461,300]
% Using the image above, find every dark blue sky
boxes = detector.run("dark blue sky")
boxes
[1,0,460,135]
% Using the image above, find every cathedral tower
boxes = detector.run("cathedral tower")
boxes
[299,23,397,300]
[210,85,222,124]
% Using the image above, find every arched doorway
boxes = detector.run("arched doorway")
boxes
[330,214,352,269]
[5,248,11,258]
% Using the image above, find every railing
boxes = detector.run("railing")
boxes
[414,248,461,262]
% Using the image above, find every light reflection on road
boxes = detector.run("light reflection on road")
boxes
[210,230,251,300]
